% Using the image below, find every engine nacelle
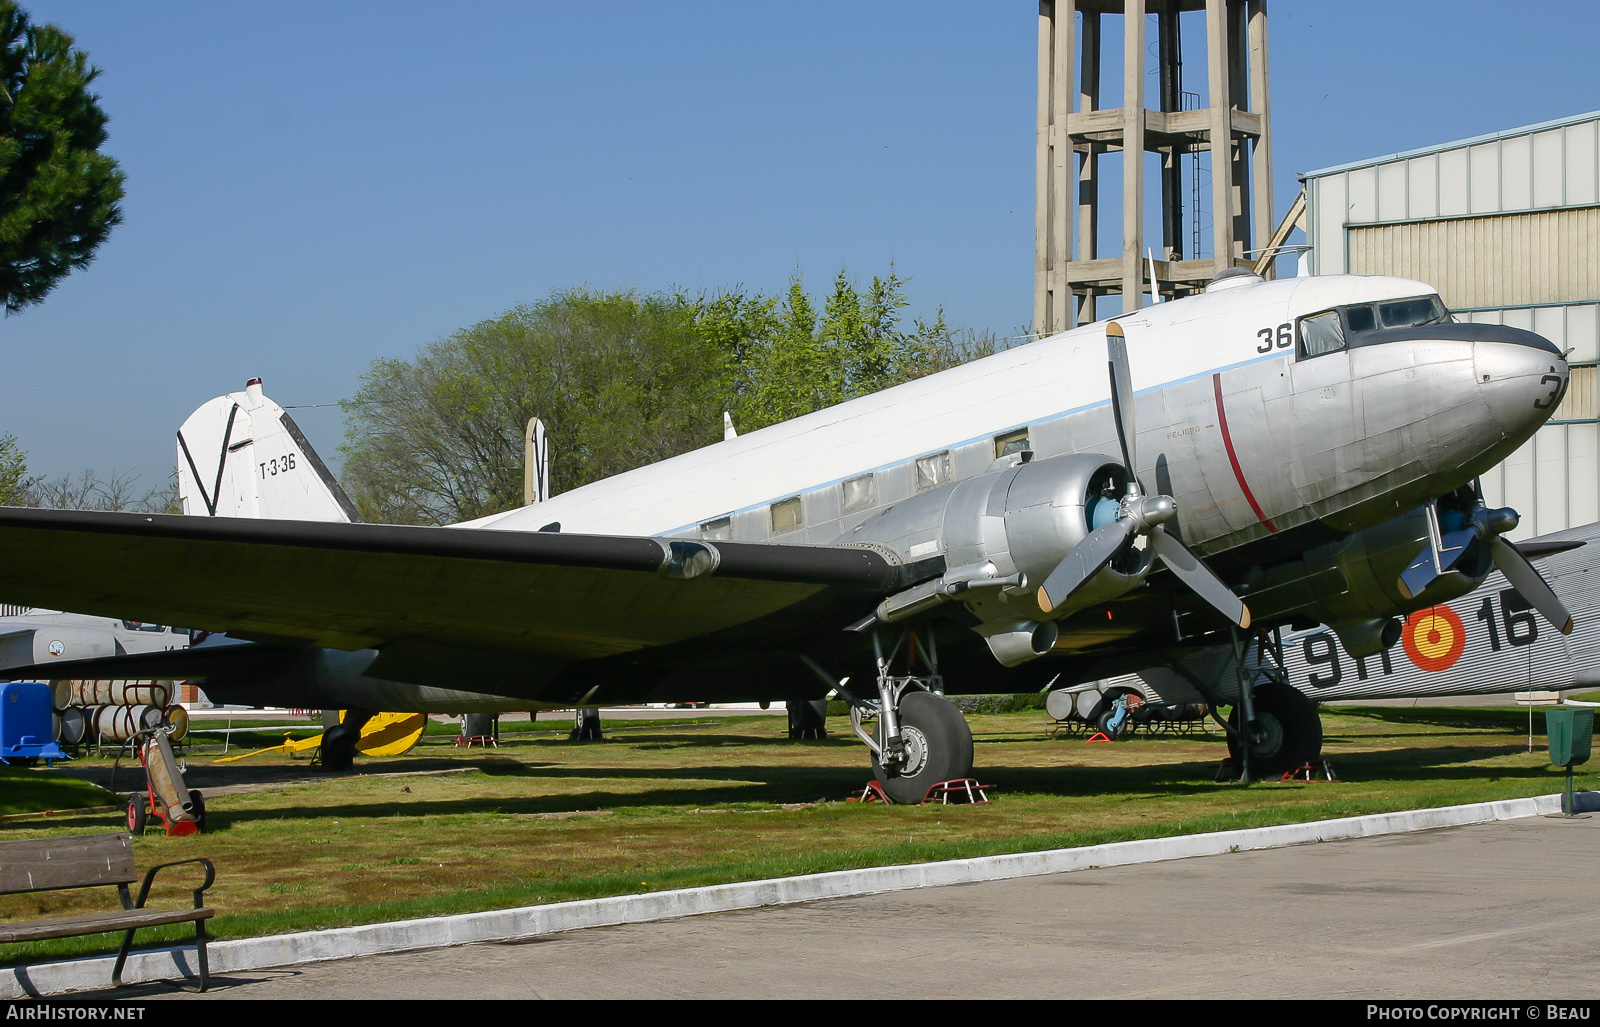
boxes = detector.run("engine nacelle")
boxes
[1238,505,1495,630]
[846,453,1152,664]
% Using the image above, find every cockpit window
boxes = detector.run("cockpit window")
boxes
[1345,305,1378,334]
[1378,296,1448,329]
[1298,310,1346,358]
[120,621,166,632]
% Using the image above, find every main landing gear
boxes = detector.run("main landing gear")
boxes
[813,627,975,804]
[1162,628,1326,784]
[1226,680,1322,778]
[1224,629,1323,781]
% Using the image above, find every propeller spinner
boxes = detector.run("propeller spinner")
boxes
[1036,323,1251,630]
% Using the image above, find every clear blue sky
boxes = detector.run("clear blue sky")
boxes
[5,1,1598,489]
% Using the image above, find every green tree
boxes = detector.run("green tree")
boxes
[715,268,962,433]
[341,271,998,525]
[0,432,35,504]
[341,288,726,524]
[0,1,124,314]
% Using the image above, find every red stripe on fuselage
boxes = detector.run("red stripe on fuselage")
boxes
[1212,372,1278,534]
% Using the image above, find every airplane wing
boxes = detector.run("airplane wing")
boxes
[0,508,908,665]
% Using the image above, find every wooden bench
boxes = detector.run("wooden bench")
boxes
[0,833,215,992]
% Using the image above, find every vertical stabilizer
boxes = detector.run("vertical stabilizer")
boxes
[524,416,550,505]
[176,379,360,522]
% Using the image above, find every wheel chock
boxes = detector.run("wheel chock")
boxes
[921,778,994,805]
[1280,759,1340,782]
[1085,731,1114,743]
[846,780,894,804]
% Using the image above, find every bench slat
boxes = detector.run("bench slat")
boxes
[0,906,214,944]
[0,834,138,895]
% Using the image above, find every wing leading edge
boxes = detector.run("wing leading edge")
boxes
[0,508,905,662]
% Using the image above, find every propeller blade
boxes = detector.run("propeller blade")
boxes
[1148,528,1251,630]
[1106,322,1138,488]
[1491,536,1574,635]
[1037,519,1135,615]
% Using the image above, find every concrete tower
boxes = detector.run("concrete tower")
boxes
[1036,0,1273,332]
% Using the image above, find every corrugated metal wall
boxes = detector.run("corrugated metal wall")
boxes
[1304,111,1600,539]
[1308,114,1599,276]
[1346,208,1600,309]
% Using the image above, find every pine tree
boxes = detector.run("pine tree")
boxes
[0,1,124,314]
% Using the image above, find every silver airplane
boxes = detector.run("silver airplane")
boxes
[0,269,1574,798]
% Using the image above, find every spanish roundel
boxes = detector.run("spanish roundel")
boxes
[1401,605,1467,673]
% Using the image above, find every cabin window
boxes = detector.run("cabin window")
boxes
[841,474,876,513]
[1345,305,1378,334]
[700,517,732,541]
[770,497,803,535]
[1378,295,1448,329]
[1298,310,1346,359]
[915,451,951,492]
[994,429,1030,458]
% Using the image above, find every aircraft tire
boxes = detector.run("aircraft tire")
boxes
[320,723,359,771]
[127,794,147,835]
[1227,681,1322,776]
[872,691,974,804]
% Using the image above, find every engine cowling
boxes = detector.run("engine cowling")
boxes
[845,453,1155,666]
[1237,505,1496,632]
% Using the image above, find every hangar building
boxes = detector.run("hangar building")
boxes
[1300,110,1600,541]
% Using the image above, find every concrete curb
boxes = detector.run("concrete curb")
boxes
[3,791,1581,998]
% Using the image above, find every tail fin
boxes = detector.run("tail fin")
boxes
[523,416,550,505]
[176,378,361,522]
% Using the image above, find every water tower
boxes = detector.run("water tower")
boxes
[1036,0,1274,331]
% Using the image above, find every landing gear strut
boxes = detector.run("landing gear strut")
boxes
[1227,630,1323,779]
[816,628,975,804]
[1162,629,1326,783]
[1226,680,1322,777]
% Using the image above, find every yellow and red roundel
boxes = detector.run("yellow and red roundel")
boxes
[1402,605,1467,672]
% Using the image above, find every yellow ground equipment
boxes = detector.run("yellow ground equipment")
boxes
[216,711,427,764]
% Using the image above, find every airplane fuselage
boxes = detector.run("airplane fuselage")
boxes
[477,273,1564,636]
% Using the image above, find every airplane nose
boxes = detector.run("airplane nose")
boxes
[1475,337,1569,439]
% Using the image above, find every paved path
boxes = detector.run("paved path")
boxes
[113,814,1600,1000]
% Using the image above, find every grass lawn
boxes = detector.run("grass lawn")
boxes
[0,702,1588,967]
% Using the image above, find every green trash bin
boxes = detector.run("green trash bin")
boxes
[1545,708,1593,816]
[1546,708,1593,768]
